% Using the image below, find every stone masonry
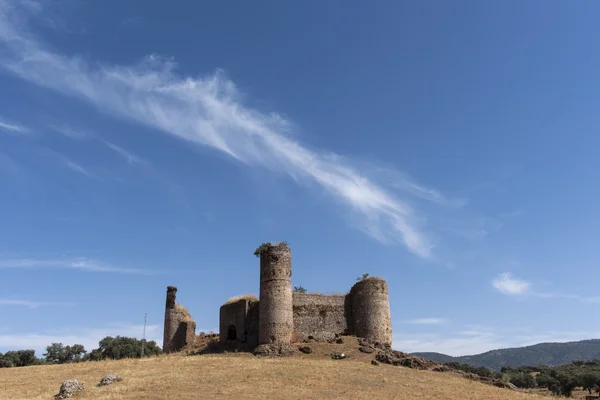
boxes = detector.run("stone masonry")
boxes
[349,277,392,345]
[258,242,294,345]
[165,241,393,352]
[163,286,196,353]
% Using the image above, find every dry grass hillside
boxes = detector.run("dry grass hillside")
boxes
[0,339,550,400]
[0,354,549,400]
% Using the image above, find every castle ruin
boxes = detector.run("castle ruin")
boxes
[163,286,196,353]
[163,241,392,352]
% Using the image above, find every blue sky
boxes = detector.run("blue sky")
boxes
[1,0,600,357]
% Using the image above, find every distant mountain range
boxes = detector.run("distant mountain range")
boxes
[412,339,600,371]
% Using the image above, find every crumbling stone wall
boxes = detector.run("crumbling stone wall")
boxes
[292,293,351,342]
[258,242,293,345]
[219,298,259,346]
[163,286,196,353]
[170,319,196,352]
[349,277,392,345]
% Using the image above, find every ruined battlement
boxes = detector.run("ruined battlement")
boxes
[163,286,196,353]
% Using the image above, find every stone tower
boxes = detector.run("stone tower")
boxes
[163,286,179,353]
[257,242,293,345]
[350,277,392,345]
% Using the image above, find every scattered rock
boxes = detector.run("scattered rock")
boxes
[55,379,84,399]
[375,342,390,350]
[331,352,347,360]
[359,346,375,354]
[375,351,395,365]
[98,373,122,387]
[335,337,344,344]
[298,346,312,354]
[253,344,296,357]
[371,360,380,366]
[374,349,438,370]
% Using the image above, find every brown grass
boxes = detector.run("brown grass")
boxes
[224,294,258,305]
[0,353,547,400]
[174,304,194,323]
[174,304,190,316]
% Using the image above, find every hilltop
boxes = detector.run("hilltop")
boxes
[0,339,544,400]
[413,339,600,371]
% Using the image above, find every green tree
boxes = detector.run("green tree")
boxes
[535,373,553,388]
[293,285,307,293]
[579,372,600,394]
[555,372,578,397]
[356,273,370,282]
[44,343,87,364]
[83,348,103,362]
[509,372,536,389]
[1,350,36,367]
[90,336,161,360]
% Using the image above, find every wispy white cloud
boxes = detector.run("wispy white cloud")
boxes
[492,272,531,295]
[0,323,161,354]
[65,159,91,176]
[0,257,155,275]
[0,1,468,258]
[50,124,90,140]
[102,140,145,165]
[492,272,600,304]
[402,318,447,325]
[0,117,28,134]
[0,299,74,308]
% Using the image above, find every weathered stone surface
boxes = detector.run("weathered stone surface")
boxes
[359,346,374,354]
[55,379,84,399]
[335,337,344,344]
[298,346,312,354]
[259,243,293,345]
[253,344,296,357]
[98,373,122,386]
[163,287,196,353]
[292,293,350,342]
[350,278,392,345]
[371,360,380,366]
[374,349,437,370]
[220,298,259,346]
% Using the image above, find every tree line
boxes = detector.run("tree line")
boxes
[446,359,600,397]
[0,336,161,368]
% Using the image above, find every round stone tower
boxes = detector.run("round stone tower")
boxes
[163,285,179,353]
[350,277,392,345]
[257,242,293,345]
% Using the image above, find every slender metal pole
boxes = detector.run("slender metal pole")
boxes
[141,313,147,358]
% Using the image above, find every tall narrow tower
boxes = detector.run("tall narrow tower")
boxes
[350,277,392,345]
[163,286,178,353]
[257,242,293,345]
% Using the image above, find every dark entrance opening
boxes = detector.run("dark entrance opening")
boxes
[227,325,237,341]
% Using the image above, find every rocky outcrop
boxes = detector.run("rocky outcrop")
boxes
[55,380,84,399]
[98,373,122,386]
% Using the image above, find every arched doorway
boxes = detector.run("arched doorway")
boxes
[226,325,237,341]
